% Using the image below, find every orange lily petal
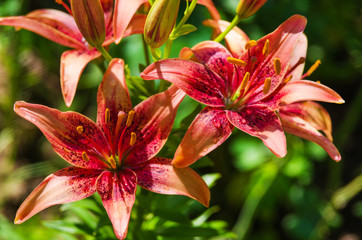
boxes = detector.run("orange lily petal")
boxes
[196,0,220,20]
[0,9,84,49]
[60,49,101,107]
[15,167,100,224]
[173,107,233,168]
[134,157,210,207]
[96,170,137,240]
[113,0,148,44]
[288,33,308,80]
[97,58,132,137]
[124,85,185,166]
[14,101,111,169]
[279,104,341,161]
[226,105,287,158]
[278,80,345,105]
[141,59,226,107]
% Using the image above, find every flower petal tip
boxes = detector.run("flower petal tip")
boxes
[14,217,22,224]
[333,155,342,162]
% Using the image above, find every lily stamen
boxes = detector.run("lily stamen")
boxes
[76,125,84,134]
[227,57,247,67]
[263,77,271,94]
[302,59,321,78]
[82,151,90,162]
[274,58,281,75]
[108,156,117,169]
[126,110,135,127]
[262,39,269,56]
[245,40,257,50]
[105,108,111,124]
[130,132,137,146]
[284,75,293,84]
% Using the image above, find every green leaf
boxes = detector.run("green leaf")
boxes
[170,24,198,40]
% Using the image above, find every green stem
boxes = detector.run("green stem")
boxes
[142,35,151,66]
[214,15,241,43]
[97,45,113,62]
[171,0,198,36]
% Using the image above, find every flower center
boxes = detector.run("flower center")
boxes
[225,39,292,109]
[76,109,137,170]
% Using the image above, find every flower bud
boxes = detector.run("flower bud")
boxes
[236,0,267,19]
[144,0,180,48]
[70,0,106,48]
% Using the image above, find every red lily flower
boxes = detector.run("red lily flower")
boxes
[14,59,209,240]
[141,15,344,167]
[0,0,147,107]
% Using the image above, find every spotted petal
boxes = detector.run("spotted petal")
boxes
[0,9,84,49]
[133,157,210,207]
[15,167,101,224]
[278,80,345,105]
[113,0,148,44]
[97,58,132,140]
[124,85,185,166]
[242,15,307,102]
[226,105,287,158]
[14,101,111,169]
[279,103,341,161]
[96,170,137,240]
[173,107,233,168]
[61,49,101,107]
[141,59,226,106]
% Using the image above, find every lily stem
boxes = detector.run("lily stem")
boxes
[214,15,241,43]
[97,45,113,62]
[142,36,151,66]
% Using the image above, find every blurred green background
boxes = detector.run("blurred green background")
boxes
[0,0,361,239]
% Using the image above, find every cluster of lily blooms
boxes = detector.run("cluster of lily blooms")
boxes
[0,0,344,239]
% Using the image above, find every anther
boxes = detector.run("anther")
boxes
[245,40,257,50]
[240,72,250,90]
[274,58,281,75]
[263,77,271,94]
[105,108,110,124]
[126,111,135,127]
[109,156,117,169]
[284,75,292,84]
[227,57,247,67]
[82,151,90,162]
[316,80,321,84]
[130,132,137,146]
[262,39,269,56]
[76,126,84,134]
[304,60,321,78]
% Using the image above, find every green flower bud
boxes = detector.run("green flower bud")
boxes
[236,0,267,19]
[144,0,180,48]
[70,0,106,48]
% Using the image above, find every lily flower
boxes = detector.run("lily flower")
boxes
[14,59,209,240]
[0,0,147,107]
[141,15,344,167]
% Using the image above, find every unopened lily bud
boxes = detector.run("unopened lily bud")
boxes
[70,0,106,48]
[144,0,180,48]
[236,0,267,19]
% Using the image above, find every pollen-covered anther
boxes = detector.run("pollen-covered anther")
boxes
[304,59,321,78]
[262,39,269,56]
[240,72,250,91]
[227,57,247,67]
[245,40,257,50]
[82,151,90,162]
[76,126,84,134]
[130,132,137,146]
[263,77,271,94]
[126,111,135,127]
[284,75,292,84]
[108,156,117,169]
[105,108,111,124]
[274,58,281,75]
[316,80,321,84]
